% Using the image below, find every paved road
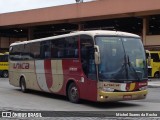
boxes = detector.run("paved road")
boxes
[0,78,159,111]
[148,78,160,87]
[0,78,160,119]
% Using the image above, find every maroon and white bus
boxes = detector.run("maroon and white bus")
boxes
[9,30,148,103]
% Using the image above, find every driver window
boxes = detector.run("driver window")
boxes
[80,35,96,80]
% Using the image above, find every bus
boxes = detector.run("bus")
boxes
[146,50,160,78]
[0,52,9,78]
[9,30,148,103]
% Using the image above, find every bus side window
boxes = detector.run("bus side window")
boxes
[22,44,31,60]
[51,37,78,59]
[10,45,23,60]
[65,36,79,58]
[57,38,65,58]
[40,41,51,59]
[3,55,8,62]
[51,38,65,58]
[0,55,2,62]
[30,42,41,59]
[51,40,57,58]
[57,48,64,58]
[151,53,160,62]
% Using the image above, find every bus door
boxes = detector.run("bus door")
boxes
[80,35,97,101]
[150,52,160,77]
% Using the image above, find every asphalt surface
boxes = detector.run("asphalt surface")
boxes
[0,78,159,120]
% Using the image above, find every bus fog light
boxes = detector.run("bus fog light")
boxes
[139,86,147,90]
[102,87,114,92]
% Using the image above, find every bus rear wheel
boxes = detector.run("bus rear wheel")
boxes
[2,71,8,78]
[154,72,160,78]
[68,83,79,103]
[20,77,27,93]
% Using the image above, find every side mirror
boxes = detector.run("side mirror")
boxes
[94,45,100,64]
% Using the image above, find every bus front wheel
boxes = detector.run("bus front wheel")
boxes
[20,77,27,93]
[68,83,79,103]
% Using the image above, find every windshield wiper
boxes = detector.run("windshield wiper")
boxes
[113,55,128,81]
[127,55,141,81]
[112,55,141,81]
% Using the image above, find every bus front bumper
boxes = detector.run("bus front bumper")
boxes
[97,90,147,102]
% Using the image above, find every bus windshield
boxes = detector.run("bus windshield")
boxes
[95,36,147,82]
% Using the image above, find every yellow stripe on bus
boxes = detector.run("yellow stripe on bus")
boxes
[129,83,136,91]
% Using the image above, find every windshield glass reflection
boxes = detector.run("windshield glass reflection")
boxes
[96,36,147,81]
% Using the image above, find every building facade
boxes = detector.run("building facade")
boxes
[0,0,160,52]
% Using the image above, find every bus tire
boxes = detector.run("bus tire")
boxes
[20,77,27,93]
[154,72,160,78]
[2,70,8,78]
[67,82,79,103]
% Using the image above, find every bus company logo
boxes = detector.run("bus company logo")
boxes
[2,112,11,117]
[13,63,29,69]
[104,83,120,87]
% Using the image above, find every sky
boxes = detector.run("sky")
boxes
[0,0,94,14]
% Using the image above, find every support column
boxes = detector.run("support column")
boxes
[0,36,1,48]
[28,27,34,40]
[78,23,84,31]
[142,17,149,45]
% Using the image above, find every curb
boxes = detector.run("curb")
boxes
[148,82,160,88]
[148,85,160,88]
[148,79,160,88]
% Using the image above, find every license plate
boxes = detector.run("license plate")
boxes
[123,95,132,100]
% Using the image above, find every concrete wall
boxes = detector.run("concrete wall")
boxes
[146,35,160,45]
[1,0,160,27]
[0,37,9,48]
[0,37,27,49]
